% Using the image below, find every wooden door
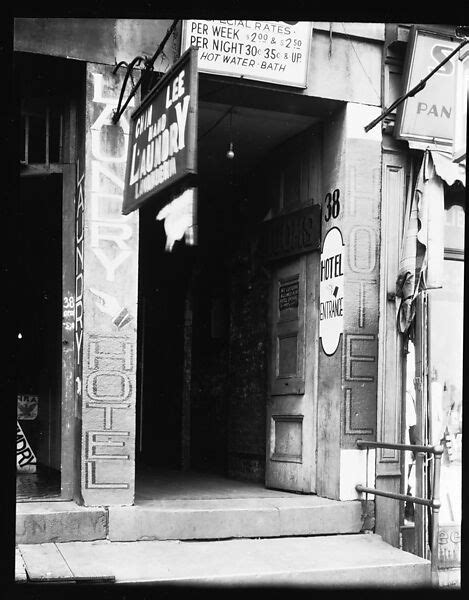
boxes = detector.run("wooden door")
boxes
[266,253,318,493]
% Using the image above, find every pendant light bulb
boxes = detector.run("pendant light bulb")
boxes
[226,142,235,160]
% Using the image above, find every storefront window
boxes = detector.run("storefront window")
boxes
[430,258,463,522]
[402,194,463,579]
[429,199,464,540]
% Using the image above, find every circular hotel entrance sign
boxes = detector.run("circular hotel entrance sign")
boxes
[320,227,344,356]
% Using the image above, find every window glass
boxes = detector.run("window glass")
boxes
[402,197,464,575]
[429,258,463,524]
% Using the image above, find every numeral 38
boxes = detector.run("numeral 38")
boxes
[324,189,340,222]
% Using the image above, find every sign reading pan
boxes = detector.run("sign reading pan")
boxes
[122,47,198,215]
[395,26,459,150]
[182,20,312,88]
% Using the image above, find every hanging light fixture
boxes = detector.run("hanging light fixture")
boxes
[226,108,235,160]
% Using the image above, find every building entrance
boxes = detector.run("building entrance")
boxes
[135,91,323,497]
[136,202,193,471]
[16,174,62,500]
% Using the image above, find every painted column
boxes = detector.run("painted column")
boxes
[318,102,382,500]
[77,63,138,505]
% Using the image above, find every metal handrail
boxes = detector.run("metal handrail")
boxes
[355,439,444,586]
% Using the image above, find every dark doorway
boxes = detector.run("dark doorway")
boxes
[16,174,62,500]
[136,201,192,470]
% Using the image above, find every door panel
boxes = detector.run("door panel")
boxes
[273,268,305,395]
[266,253,317,493]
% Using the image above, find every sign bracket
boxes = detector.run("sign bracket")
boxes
[364,36,468,133]
[111,19,180,125]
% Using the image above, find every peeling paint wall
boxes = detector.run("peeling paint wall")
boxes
[306,28,383,106]
[317,102,382,500]
[14,19,383,107]
[14,19,177,71]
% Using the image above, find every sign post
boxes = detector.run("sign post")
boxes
[122,46,198,215]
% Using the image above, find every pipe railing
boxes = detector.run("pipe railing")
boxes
[355,439,444,586]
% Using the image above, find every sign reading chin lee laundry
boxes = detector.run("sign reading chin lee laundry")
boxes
[181,20,311,88]
[122,47,198,215]
[320,227,344,356]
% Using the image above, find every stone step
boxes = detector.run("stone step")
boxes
[16,502,107,545]
[107,496,364,541]
[17,534,431,587]
[17,496,364,544]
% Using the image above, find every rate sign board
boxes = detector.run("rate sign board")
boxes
[122,46,198,215]
[181,20,311,88]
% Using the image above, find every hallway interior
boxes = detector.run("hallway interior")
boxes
[134,465,302,502]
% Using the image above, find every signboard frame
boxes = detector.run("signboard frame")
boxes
[181,20,312,89]
[122,46,198,215]
[395,26,459,150]
[452,46,468,164]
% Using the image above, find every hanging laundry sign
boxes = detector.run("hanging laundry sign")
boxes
[122,46,198,215]
[17,421,37,473]
[319,227,344,356]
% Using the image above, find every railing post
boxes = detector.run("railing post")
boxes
[430,444,444,587]
[357,439,446,588]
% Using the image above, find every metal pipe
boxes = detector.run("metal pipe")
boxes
[111,19,180,124]
[364,37,469,133]
[357,441,444,582]
[355,484,434,507]
[111,56,145,125]
[356,439,442,454]
[430,446,444,585]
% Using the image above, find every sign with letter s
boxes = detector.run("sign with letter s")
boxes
[396,26,459,150]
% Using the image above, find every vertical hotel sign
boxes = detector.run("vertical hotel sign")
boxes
[122,47,198,214]
[396,26,459,149]
[181,20,311,88]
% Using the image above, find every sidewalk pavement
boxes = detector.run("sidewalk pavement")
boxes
[15,533,431,587]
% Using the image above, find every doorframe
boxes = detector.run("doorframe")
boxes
[60,163,77,500]
[19,163,77,500]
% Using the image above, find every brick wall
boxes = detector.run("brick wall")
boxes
[226,233,269,482]
[190,185,270,482]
